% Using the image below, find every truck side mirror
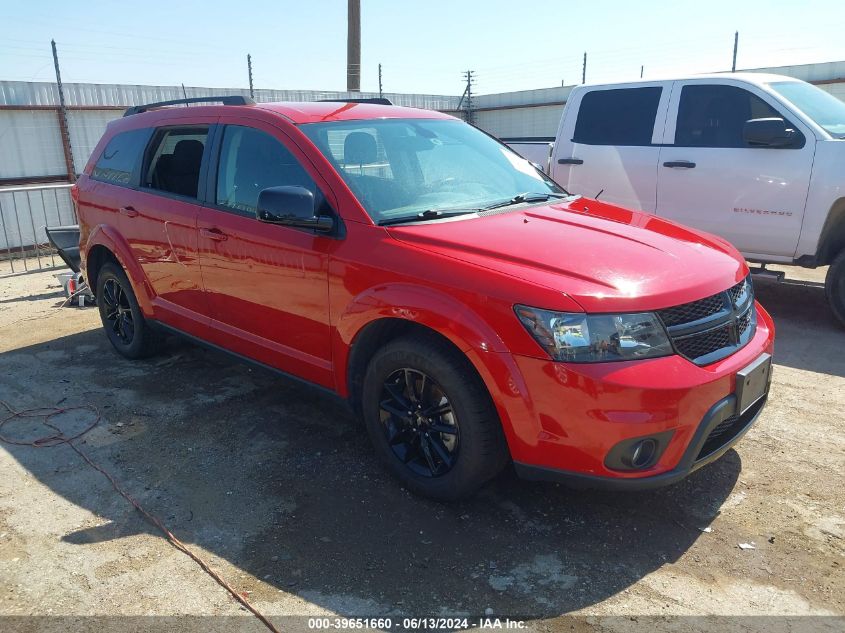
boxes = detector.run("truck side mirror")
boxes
[256,186,334,232]
[743,118,800,148]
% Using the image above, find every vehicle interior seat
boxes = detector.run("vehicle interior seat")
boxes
[342,131,409,213]
[154,139,204,197]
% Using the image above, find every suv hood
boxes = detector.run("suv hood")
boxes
[385,198,747,313]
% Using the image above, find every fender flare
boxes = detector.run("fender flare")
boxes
[84,224,155,315]
[334,283,540,457]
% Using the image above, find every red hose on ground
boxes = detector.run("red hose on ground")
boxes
[0,400,281,633]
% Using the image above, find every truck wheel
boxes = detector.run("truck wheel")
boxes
[825,250,845,327]
[96,263,162,359]
[361,334,509,500]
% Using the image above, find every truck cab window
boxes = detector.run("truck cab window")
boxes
[215,126,321,216]
[675,85,782,148]
[573,87,662,146]
[143,127,209,198]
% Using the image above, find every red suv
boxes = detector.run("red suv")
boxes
[75,96,775,499]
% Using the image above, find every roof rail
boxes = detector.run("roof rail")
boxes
[317,97,393,106]
[123,95,255,117]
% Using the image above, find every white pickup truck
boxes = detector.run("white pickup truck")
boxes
[507,73,845,325]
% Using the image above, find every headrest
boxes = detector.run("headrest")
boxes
[343,132,377,165]
[172,139,204,164]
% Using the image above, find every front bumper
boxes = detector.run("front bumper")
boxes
[514,392,767,489]
[492,302,775,488]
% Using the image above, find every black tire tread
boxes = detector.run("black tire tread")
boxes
[362,332,509,500]
[96,262,163,359]
[825,250,845,328]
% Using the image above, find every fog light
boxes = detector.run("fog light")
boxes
[630,438,658,468]
[604,430,674,472]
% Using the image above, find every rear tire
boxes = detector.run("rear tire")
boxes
[825,250,845,328]
[96,262,162,359]
[361,334,509,500]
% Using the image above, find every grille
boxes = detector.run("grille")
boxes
[728,278,749,306]
[674,324,733,360]
[657,294,725,327]
[737,307,753,337]
[697,414,743,460]
[657,276,756,364]
[696,397,765,461]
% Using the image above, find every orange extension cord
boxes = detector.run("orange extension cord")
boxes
[0,400,281,633]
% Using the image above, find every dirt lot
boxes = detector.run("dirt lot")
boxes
[0,265,843,632]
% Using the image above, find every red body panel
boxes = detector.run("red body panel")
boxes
[75,101,776,484]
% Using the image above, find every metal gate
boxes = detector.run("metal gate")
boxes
[0,183,75,276]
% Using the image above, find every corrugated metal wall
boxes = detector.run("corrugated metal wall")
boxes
[0,111,65,179]
[1,59,844,184]
[0,80,464,183]
[0,80,462,111]
[66,109,124,174]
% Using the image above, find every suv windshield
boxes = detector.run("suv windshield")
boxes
[769,81,845,138]
[300,118,565,224]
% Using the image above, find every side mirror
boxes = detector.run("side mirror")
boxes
[256,186,334,232]
[743,117,799,148]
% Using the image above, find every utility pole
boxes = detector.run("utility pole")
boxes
[461,70,476,125]
[731,31,739,72]
[640,65,644,79]
[582,52,587,84]
[247,53,254,98]
[347,0,361,92]
[378,63,383,99]
[51,40,75,183]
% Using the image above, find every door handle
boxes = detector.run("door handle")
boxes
[119,206,138,218]
[662,160,696,168]
[200,227,228,242]
[557,158,584,165]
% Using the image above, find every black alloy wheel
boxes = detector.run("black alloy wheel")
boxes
[101,278,135,345]
[362,335,509,500]
[95,262,162,359]
[379,368,460,478]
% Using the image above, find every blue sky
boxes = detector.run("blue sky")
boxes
[1,0,843,95]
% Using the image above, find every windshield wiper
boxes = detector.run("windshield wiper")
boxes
[482,192,568,211]
[378,208,479,226]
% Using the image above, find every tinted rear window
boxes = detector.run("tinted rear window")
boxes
[573,87,662,146]
[91,129,150,186]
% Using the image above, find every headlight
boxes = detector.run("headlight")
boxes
[514,305,673,363]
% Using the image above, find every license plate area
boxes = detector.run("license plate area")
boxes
[735,353,772,415]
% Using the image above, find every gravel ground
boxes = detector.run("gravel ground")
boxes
[0,265,843,632]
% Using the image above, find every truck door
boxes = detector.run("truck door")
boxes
[551,83,670,212]
[656,80,815,259]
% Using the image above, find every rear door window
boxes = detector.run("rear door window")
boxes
[142,127,209,198]
[674,84,783,148]
[91,129,151,186]
[573,87,662,146]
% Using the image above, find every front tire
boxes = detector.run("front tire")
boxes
[96,262,162,359]
[825,250,845,327]
[361,335,508,500]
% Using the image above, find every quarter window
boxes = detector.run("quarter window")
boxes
[215,126,318,215]
[573,87,662,146]
[91,129,150,186]
[675,85,783,148]
[143,127,209,198]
